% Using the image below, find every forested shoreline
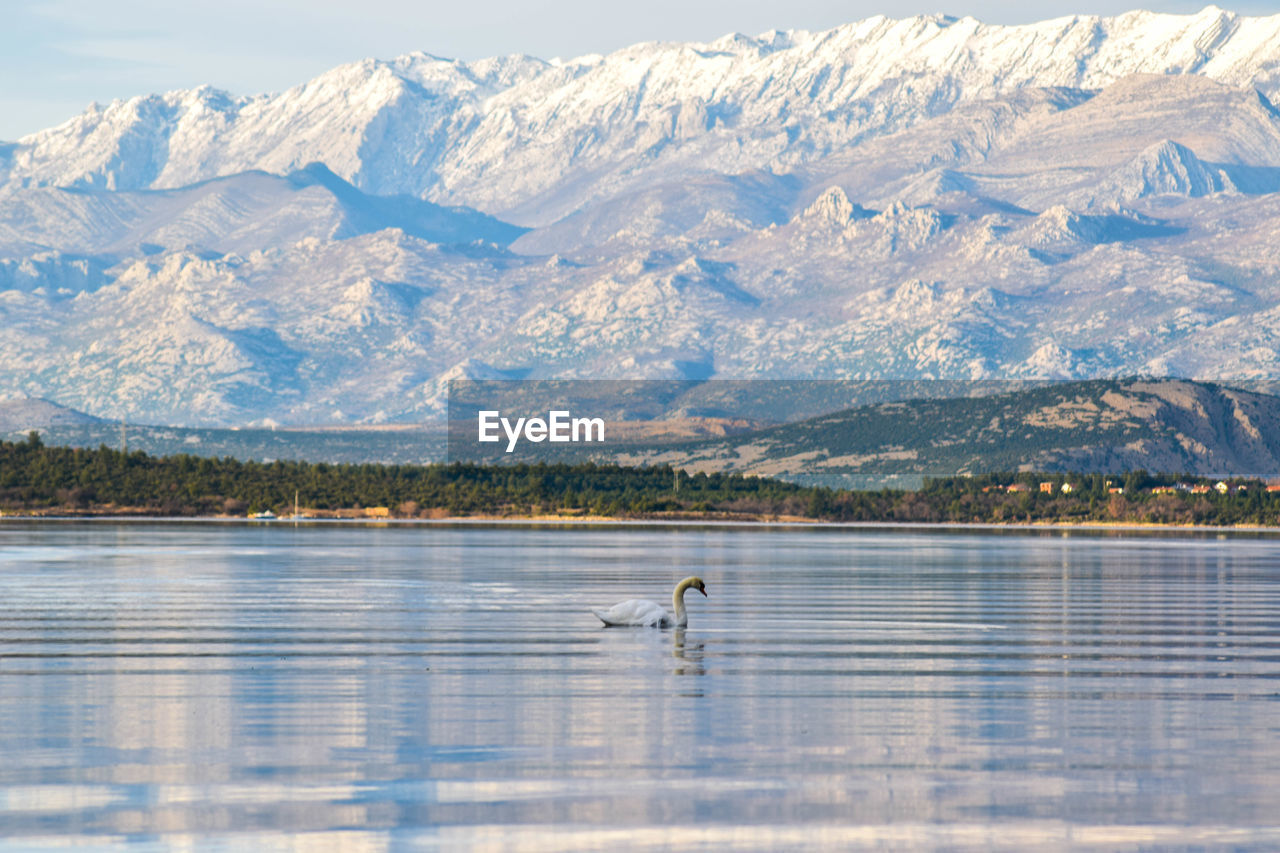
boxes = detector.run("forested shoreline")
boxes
[2,434,1279,526]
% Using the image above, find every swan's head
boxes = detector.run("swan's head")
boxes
[686,576,707,597]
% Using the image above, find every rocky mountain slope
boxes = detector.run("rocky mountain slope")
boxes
[4,8,1280,425]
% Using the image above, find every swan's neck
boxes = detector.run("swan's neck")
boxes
[672,578,695,627]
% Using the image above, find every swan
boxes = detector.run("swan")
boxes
[591,576,708,627]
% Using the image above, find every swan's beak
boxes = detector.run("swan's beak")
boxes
[700,587,708,597]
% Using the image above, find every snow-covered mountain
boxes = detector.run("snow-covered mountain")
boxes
[7,5,1280,221]
[4,7,1280,425]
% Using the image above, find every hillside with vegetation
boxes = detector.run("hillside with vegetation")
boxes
[611,379,1280,488]
[2,433,1277,526]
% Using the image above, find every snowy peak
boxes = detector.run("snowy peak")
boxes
[322,277,418,329]
[1076,132,1280,206]
[869,202,948,253]
[11,86,249,190]
[1016,204,1173,249]
[1101,139,1233,200]
[799,187,873,227]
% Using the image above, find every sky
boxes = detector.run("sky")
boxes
[3,0,1280,140]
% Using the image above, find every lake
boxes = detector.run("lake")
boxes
[1,520,1278,850]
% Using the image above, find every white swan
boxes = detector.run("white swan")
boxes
[591,576,708,627]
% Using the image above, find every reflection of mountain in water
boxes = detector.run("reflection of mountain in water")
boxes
[6,523,1277,842]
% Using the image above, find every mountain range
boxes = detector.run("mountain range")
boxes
[4,7,1280,426]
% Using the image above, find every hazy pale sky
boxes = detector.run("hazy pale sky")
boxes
[3,1,1279,140]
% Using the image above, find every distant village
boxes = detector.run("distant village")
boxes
[987,480,1280,496]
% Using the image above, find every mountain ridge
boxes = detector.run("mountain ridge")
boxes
[8,7,1280,221]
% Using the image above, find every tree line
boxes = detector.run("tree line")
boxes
[2,433,1278,526]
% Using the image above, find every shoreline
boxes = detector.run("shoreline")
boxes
[4,509,1280,535]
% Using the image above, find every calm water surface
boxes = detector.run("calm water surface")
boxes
[1,520,1278,850]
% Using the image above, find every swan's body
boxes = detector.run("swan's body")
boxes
[592,576,707,627]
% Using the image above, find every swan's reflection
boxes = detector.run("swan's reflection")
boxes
[672,628,705,677]
[594,625,706,681]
